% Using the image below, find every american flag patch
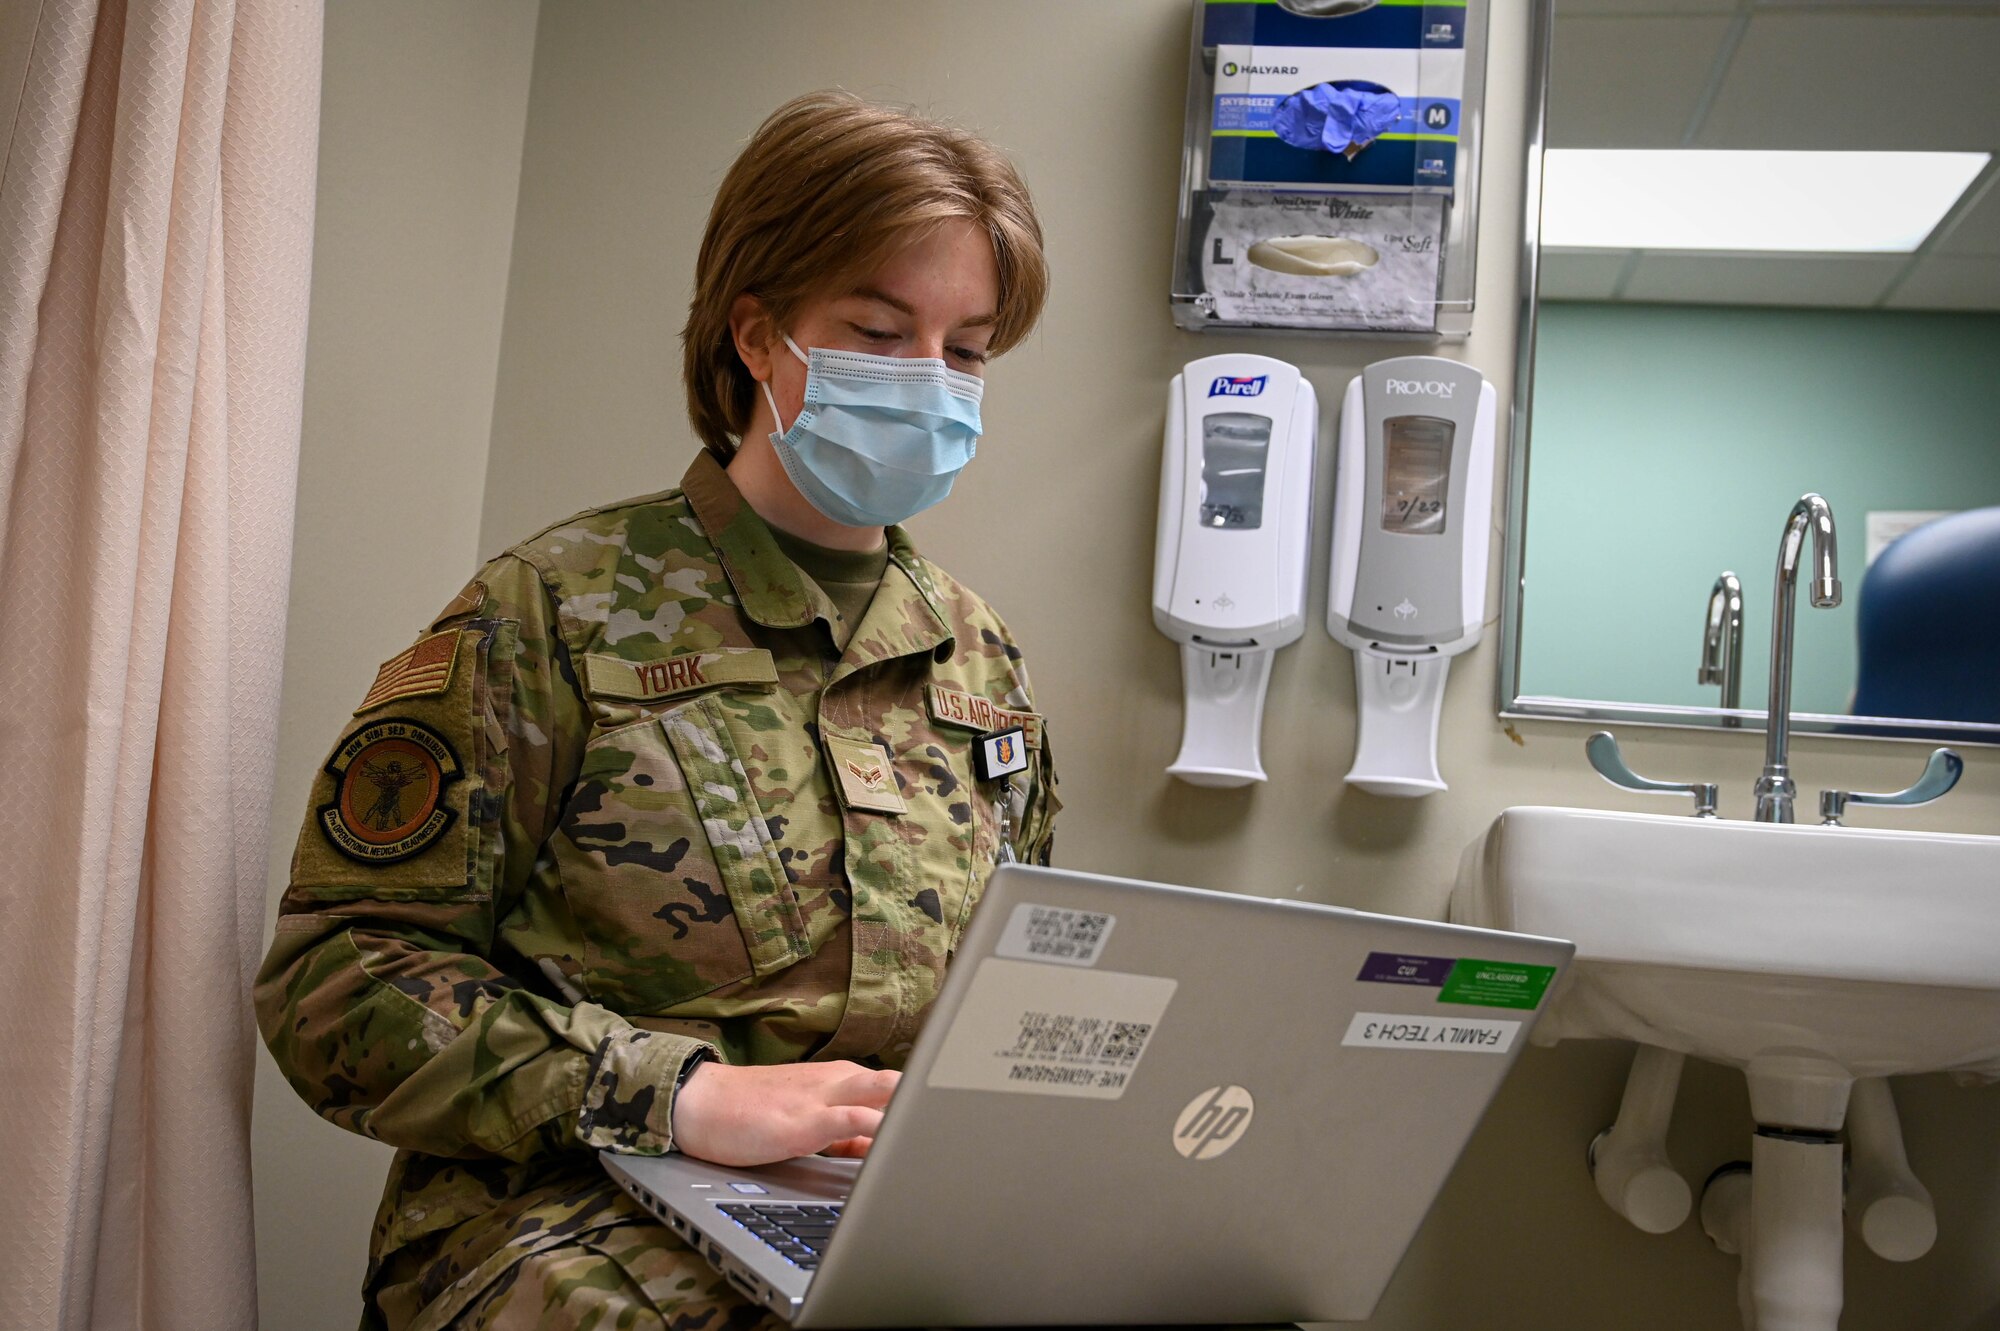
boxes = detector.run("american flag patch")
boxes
[356,630,461,715]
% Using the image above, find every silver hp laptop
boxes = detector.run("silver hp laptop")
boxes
[604,863,1572,1326]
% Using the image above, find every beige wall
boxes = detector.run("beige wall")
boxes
[254,3,541,1328]
[261,2,2000,1328]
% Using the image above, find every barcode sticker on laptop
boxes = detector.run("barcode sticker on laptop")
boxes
[926,958,1175,1099]
[994,903,1116,967]
[1340,1012,1520,1054]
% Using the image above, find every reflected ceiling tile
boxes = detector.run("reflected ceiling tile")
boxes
[1548,16,1734,149]
[1540,250,1632,301]
[1621,253,1905,306]
[1884,256,2000,310]
[1699,15,2000,150]
[1935,178,2000,256]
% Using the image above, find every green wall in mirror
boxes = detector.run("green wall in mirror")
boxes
[1521,303,2000,717]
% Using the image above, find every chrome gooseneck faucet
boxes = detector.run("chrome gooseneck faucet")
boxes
[1697,571,1744,717]
[1752,494,1840,822]
[1592,490,1961,823]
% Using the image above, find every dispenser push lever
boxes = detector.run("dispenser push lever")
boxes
[1818,748,1963,826]
[1585,732,1719,818]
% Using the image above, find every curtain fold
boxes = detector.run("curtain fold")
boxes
[0,1,322,1327]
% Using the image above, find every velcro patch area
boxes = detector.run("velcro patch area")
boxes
[825,735,907,815]
[927,684,1043,749]
[584,648,778,703]
[317,717,463,864]
[356,631,461,714]
[428,578,487,628]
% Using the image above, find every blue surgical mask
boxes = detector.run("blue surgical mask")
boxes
[761,335,983,528]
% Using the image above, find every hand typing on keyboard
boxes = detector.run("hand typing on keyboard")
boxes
[670,1061,901,1166]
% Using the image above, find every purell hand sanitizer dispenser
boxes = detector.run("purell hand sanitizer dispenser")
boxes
[1328,356,1495,796]
[1154,354,1317,787]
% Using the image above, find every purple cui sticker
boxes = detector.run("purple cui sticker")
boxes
[1356,952,1455,988]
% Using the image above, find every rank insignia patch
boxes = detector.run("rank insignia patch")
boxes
[356,630,460,715]
[825,735,908,815]
[318,718,463,863]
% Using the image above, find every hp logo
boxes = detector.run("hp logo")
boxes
[1173,1085,1255,1161]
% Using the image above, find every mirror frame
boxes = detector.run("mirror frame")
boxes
[1495,0,2000,747]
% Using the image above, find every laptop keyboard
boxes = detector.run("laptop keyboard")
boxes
[716,1202,843,1270]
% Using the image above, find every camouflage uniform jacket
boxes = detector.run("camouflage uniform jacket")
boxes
[255,453,1059,1324]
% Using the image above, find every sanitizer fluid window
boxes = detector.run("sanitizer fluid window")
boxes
[1200,412,1272,529]
[1381,417,1454,536]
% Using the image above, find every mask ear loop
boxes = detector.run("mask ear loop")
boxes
[761,334,815,437]
[760,378,789,438]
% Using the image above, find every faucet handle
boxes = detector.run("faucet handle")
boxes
[1586,732,1720,818]
[1818,749,1963,826]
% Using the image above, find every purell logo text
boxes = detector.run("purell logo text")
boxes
[1385,379,1456,397]
[1208,374,1268,398]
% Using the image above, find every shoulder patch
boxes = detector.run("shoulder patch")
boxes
[356,630,461,715]
[927,684,1043,749]
[317,718,463,864]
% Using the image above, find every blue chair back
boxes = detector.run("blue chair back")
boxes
[1852,506,2000,722]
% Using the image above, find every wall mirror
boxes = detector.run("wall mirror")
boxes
[1502,0,2000,744]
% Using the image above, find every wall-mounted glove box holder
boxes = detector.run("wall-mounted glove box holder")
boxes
[1170,0,1492,340]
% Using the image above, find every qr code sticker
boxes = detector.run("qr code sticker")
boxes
[997,903,1116,967]
[1000,1012,1157,1092]
[925,959,1177,1100]
[1002,1013,1153,1065]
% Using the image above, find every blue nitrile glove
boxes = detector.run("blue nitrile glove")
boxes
[1272,81,1402,156]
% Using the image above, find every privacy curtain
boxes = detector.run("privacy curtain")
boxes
[0,1,321,1327]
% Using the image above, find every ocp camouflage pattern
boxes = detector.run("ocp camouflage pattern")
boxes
[256,453,1059,1328]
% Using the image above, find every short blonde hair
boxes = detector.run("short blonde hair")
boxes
[683,90,1049,459]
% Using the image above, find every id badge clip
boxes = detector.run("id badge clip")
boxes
[973,725,1030,783]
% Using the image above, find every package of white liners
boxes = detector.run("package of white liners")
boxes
[1199,190,1446,332]
[1170,0,1492,339]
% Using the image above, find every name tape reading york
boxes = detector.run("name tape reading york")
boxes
[583,648,778,703]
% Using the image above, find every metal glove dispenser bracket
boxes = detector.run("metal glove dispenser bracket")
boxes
[1170,0,1492,339]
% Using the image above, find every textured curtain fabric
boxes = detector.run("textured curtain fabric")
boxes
[0,1,321,1327]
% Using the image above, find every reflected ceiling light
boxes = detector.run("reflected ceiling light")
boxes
[1541,150,1990,253]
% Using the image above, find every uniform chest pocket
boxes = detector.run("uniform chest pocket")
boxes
[551,692,809,1014]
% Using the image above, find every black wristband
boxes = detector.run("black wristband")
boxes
[673,1047,717,1094]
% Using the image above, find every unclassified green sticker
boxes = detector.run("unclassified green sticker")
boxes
[1438,959,1555,1010]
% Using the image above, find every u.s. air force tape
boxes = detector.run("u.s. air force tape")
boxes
[973,725,1031,782]
[927,684,1043,749]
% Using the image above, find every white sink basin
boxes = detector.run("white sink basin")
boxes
[1454,806,2000,1327]
[1452,807,2000,1119]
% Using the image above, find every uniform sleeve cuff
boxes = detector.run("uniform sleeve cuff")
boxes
[576,1027,718,1155]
